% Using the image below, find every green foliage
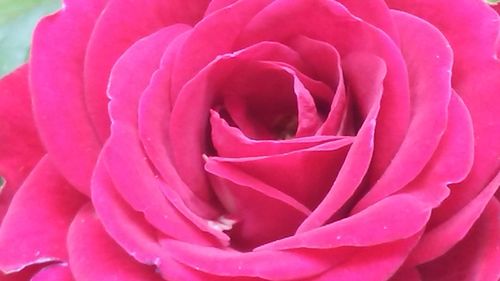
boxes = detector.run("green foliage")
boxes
[0,0,59,76]
[486,0,500,5]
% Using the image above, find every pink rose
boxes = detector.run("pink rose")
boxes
[0,0,499,280]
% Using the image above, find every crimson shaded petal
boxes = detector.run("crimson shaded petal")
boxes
[30,0,106,193]
[257,194,430,251]
[387,0,500,239]
[83,0,209,139]
[354,10,453,211]
[298,54,386,232]
[0,65,44,222]
[161,239,335,280]
[308,235,421,281]
[418,198,500,280]
[0,157,85,273]
[103,124,227,246]
[67,205,163,281]
[235,0,411,183]
[169,0,273,101]
[409,170,500,266]
[209,139,351,211]
[210,109,343,158]
[108,24,190,127]
[31,264,74,281]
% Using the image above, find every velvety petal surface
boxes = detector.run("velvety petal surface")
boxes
[67,204,164,281]
[0,156,85,273]
[31,264,74,281]
[30,0,107,193]
[354,9,453,211]
[83,0,209,139]
[0,65,44,222]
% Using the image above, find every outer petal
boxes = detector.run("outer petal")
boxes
[67,204,163,281]
[309,234,421,281]
[0,156,85,273]
[418,198,500,281]
[387,0,500,236]
[83,0,209,139]
[0,65,44,222]
[30,0,107,193]
[31,264,74,281]
[354,9,453,211]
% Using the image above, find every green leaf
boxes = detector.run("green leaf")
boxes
[486,0,500,5]
[0,0,60,76]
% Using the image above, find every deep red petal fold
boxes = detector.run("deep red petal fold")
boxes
[67,204,164,281]
[30,0,107,193]
[0,65,44,222]
[0,156,85,273]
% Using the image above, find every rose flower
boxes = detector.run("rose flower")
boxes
[0,0,499,280]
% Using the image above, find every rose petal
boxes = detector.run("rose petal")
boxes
[287,36,346,136]
[354,10,454,211]
[336,0,398,42]
[92,164,237,281]
[108,24,190,127]
[210,109,343,158]
[306,235,421,281]
[236,0,411,182]
[103,124,227,246]
[0,156,85,273]
[208,139,352,211]
[67,205,164,281]
[257,194,430,251]
[83,0,209,139]
[169,0,273,101]
[387,0,500,237]
[206,166,310,249]
[408,170,500,266]
[418,198,500,280]
[31,264,74,281]
[390,267,422,281]
[169,41,318,204]
[30,0,106,193]
[161,239,336,280]
[0,65,44,222]
[298,54,386,232]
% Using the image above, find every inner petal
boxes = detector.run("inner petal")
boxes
[217,61,324,140]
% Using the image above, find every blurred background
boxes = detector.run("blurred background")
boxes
[0,0,59,76]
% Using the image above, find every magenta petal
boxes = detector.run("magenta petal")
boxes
[83,0,209,139]
[308,235,421,281]
[161,239,333,280]
[169,42,306,203]
[409,170,500,266]
[257,194,430,251]
[209,139,352,210]
[336,0,398,42]
[0,156,85,273]
[236,0,411,179]
[67,205,163,281]
[418,198,500,280]
[210,109,342,158]
[103,124,225,246]
[31,264,74,281]
[0,65,44,222]
[298,54,386,232]
[390,267,422,281]
[387,0,500,234]
[169,0,273,100]
[355,10,453,211]
[30,0,106,193]
[108,24,190,127]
